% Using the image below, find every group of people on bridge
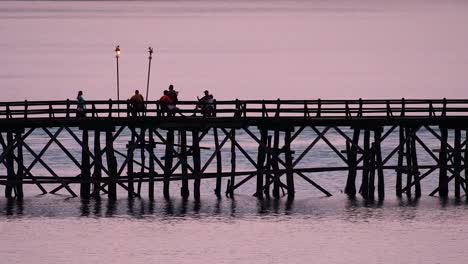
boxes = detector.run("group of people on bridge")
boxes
[76,85,215,118]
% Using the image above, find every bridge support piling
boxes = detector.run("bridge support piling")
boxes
[285,129,295,198]
[374,128,385,200]
[16,132,24,198]
[4,132,15,198]
[148,129,155,200]
[193,130,201,200]
[213,128,222,197]
[80,129,91,198]
[180,130,189,198]
[360,129,370,199]
[439,126,449,198]
[93,131,102,196]
[264,136,272,197]
[163,129,174,199]
[345,128,360,196]
[454,128,461,199]
[368,143,376,200]
[396,126,404,197]
[255,128,267,198]
[465,129,468,197]
[410,127,421,197]
[272,129,281,199]
[229,129,236,197]
[138,128,146,196]
[106,130,117,199]
[127,128,135,197]
[405,127,413,197]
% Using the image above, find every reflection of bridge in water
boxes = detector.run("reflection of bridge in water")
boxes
[1,99,467,200]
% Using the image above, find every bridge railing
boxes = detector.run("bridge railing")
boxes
[1,98,468,119]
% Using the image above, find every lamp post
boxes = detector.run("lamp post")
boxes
[115,45,121,117]
[146,46,154,100]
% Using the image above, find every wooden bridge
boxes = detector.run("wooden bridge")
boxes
[1,98,467,200]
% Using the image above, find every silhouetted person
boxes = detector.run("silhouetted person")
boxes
[196,90,215,117]
[159,90,175,116]
[130,89,145,117]
[76,91,86,118]
[167,84,179,105]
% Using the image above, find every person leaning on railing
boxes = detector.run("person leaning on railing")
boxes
[195,90,215,117]
[159,90,177,116]
[76,91,86,118]
[129,89,145,117]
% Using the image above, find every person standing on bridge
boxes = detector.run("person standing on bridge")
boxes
[195,90,215,117]
[130,89,145,117]
[76,91,86,118]
[159,90,176,116]
[167,84,179,106]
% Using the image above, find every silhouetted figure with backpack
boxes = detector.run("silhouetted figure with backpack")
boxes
[130,90,145,117]
[76,91,86,118]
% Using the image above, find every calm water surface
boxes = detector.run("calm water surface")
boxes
[2,1,468,263]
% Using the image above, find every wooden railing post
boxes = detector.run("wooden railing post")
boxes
[442,97,447,117]
[66,99,70,118]
[24,100,28,119]
[401,98,405,117]
[275,99,280,117]
[357,98,363,117]
[108,99,113,118]
[317,98,321,117]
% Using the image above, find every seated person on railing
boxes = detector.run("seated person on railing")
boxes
[130,90,145,117]
[195,90,215,117]
[159,90,176,116]
[76,91,86,118]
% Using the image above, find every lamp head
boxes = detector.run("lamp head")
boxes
[115,45,121,57]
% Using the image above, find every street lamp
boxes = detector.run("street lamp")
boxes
[115,45,121,117]
[146,46,154,100]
